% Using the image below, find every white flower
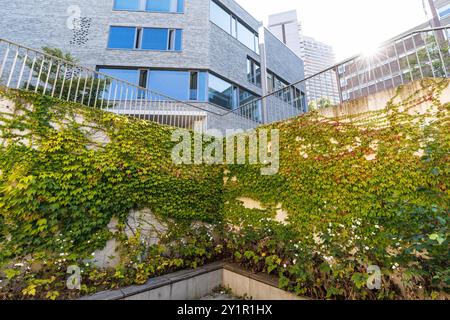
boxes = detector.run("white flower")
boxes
[293,259,297,264]
[365,246,370,250]
[14,263,24,268]
[374,225,380,229]
[91,252,96,256]
[283,264,287,268]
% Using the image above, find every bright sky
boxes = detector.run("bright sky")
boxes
[235,0,429,60]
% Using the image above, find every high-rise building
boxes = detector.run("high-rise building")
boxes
[266,10,302,58]
[268,10,340,105]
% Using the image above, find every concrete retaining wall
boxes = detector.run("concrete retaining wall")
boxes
[79,262,306,300]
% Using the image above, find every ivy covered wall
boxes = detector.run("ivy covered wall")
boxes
[222,78,449,299]
[0,88,224,298]
[0,78,448,300]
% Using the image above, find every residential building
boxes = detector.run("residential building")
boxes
[0,0,306,131]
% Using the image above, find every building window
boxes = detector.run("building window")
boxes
[148,70,190,100]
[189,72,199,100]
[207,73,261,111]
[108,26,138,49]
[208,73,236,109]
[210,1,231,33]
[98,67,207,101]
[238,88,261,121]
[143,28,169,50]
[114,0,141,10]
[108,26,182,51]
[113,0,184,13]
[209,0,259,54]
[231,17,237,38]
[247,58,261,87]
[237,21,256,52]
[438,5,450,19]
[147,70,205,101]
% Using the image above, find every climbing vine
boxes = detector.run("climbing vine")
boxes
[0,78,449,300]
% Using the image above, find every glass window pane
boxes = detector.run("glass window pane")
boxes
[255,63,261,87]
[175,29,183,51]
[237,22,256,51]
[98,68,140,100]
[239,88,261,121]
[142,28,168,50]
[210,1,231,33]
[177,0,184,13]
[114,0,141,10]
[108,26,136,49]
[190,72,198,100]
[146,0,176,12]
[198,72,207,101]
[231,17,237,38]
[148,70,190,100]
[247,59,254,83]
[239,88,258,106]
[208,73,233,109]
